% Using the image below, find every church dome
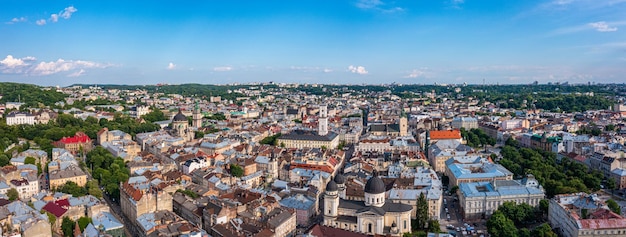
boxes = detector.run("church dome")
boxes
[334,174,346,184]
[173,110,187,122]
[364,175,385,194]
[326,180,338,192]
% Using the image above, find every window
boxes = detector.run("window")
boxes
[403,220,407,229]
[368,223,372,233]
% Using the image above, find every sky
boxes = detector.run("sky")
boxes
[1,0,625,86]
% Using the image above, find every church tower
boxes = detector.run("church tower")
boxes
[399,111,408,137]
[323,179,339,226]
[334,174,346,199]
[318,104,328,136]
[192,101,202,129]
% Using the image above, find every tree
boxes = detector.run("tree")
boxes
[141,109,167,123]
[539,199,549,217]
[449,185,459,195]
[427,220,440,233]
[607,178,617,191]
[24,156,37,165]
[77,216,92,231]
[486,211,518,237]
[0,154,10,166]
[441,175,449,186]
[414,193,429,230]
[7,188,18,201]
[61,217,75,237]
[531,223,557,237]
[46,212,57,226]
[230,164,244,177]
[607,199,621,214]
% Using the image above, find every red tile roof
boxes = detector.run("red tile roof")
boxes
[42,201,68,218]
[58,132,91,144]
[430,130,462,140]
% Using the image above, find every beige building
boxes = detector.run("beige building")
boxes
[48,165,88,189]
[120,176,176,222]
[549,192,626,237]
[277,130,340,149]
[323,174,413,236]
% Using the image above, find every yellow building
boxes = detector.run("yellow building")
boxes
[48,165,87,189]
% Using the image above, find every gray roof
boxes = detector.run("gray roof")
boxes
[279,130,338,141]
[365,176,385,194]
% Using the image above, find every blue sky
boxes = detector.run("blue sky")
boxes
[1,0,625,86]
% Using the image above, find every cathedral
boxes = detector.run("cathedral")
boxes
[171,109,194,142]
[323,173,413,236]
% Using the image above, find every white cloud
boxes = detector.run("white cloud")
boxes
[7,17,27,24]
[167,62,176,70]
[449,0,465,9]
[355,0,404,13]
[588,21,618,32]
[32,59,107,76]
[50,14,59,23]
[213,66,233,72]
[36,19,46,25]
[405,69,426,78]
[1,55,109,77]
[348,65,368,75]
[60,6,77,19]
[323,68,333,73]
[67,69,85,77]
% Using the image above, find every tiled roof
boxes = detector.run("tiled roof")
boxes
[430,130,461,140]
[58,132,91,144]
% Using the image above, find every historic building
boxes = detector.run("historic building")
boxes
[323,173,413,236]
[549,193,626,237]
[171,109,194,142]
[277,104,340,149]
[458,175,545,220]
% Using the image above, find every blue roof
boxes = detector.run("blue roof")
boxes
[93,212,124,231]
[280,194,315,210]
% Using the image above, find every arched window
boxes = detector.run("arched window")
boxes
[368,223,372,233]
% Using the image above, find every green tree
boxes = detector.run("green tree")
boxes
[487,211,518,237]
[77,216,92,231]
[141,109,167,122]
[414,193,429,230]
[427,219,440,233]
[230,164,244,177]
[24,156,37,165]
[449,185,459,195]
[61,217,75,237]
[607,199,621,214]
[57,181,87,197]
[531,223,557,237]
[7,188,19,201]
[46,212,57,226]
[0,154,10,166]
[539,199,550,216]
[441,175,449,186]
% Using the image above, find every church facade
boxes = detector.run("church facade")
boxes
[323,174,413,236]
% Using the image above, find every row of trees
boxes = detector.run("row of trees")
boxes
[56,180,103,198]
[85,147,130,200]
[486,201,555,237]
[460,128,495,148]
[499,139,602,197]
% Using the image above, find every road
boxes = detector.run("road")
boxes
[102,192,137,237]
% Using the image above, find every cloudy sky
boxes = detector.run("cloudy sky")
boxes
[1,0,625,86]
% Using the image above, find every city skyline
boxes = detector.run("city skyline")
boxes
[1,0,625,86]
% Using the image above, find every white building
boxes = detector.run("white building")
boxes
[549,193,626,237]
[458,175,544,220]
[6,111,36,126]
[451,117,478,130]
[323,173,413,236]
[181,157,208,174]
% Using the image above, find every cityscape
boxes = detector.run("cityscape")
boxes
[2,1,626,237]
